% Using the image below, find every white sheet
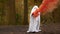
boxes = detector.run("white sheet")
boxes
[27,5,41,32]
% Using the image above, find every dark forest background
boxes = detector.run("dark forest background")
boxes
[0,0,60,25]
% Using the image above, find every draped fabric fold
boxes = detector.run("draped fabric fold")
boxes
[27,5,41,32]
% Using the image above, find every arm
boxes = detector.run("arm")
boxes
[32,0,58,17]
[38,0,58,12]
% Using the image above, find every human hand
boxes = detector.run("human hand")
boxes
[32,12,39,18]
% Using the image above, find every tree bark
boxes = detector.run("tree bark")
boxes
[8,0,16,25]
[24,0,28,25]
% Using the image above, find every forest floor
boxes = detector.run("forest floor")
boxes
[0,23,60,34]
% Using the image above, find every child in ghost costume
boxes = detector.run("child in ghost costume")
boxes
[27,5,41,32]
[27,0,59,33]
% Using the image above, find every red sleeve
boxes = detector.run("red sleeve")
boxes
[32,0,58,17]
[32,0,51,15]
[38,0,55,12]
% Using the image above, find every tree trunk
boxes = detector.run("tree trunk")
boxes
[8,0,16,25]
[24,0,28,25]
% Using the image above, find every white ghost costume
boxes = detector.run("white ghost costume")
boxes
[27,5,41,32]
